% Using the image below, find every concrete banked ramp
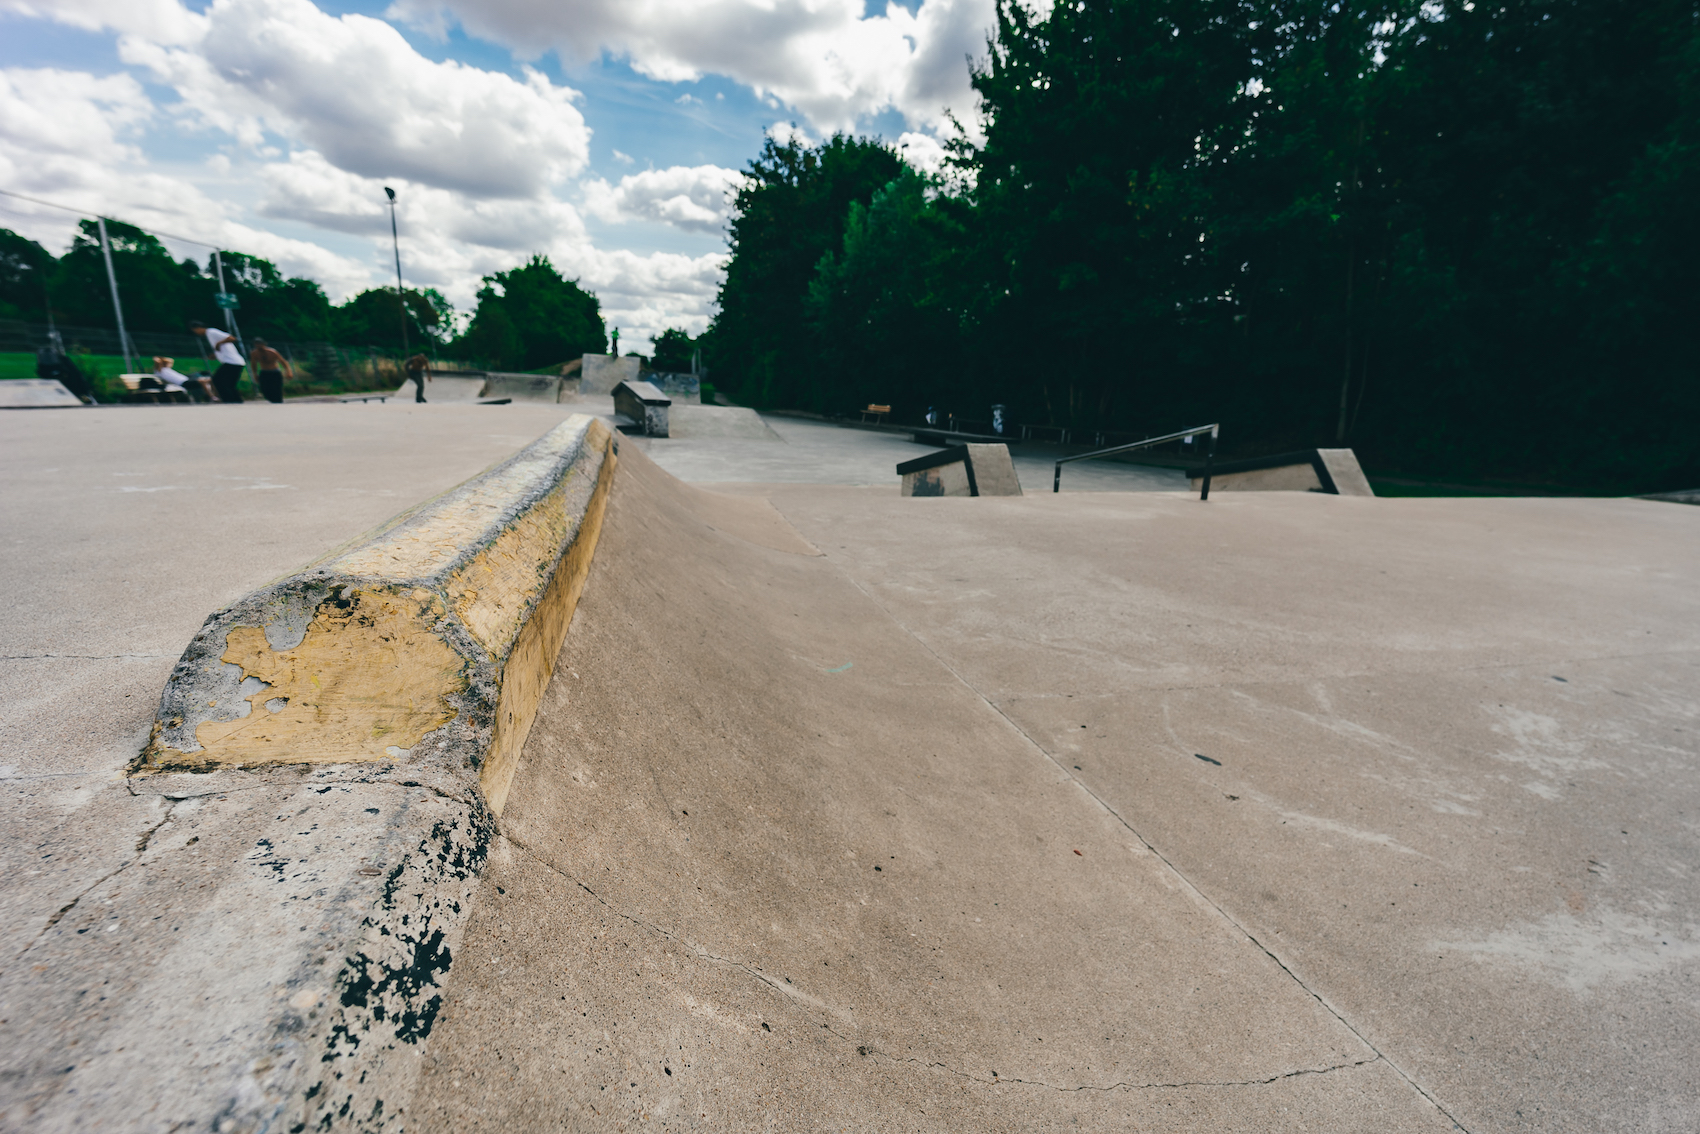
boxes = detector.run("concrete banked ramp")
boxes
[404,447,1444,1130]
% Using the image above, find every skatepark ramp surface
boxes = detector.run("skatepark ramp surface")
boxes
[403,446,1452,1131]
[4,404,1697,1132]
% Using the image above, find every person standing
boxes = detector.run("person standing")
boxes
[404,352,431,403]
[190,321,246,402]
[249,339,294,404]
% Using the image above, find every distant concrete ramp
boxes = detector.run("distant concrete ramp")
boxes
[665,403,783,440]
[0,378,83,408]
[393,374,489,402]
[482,372,564,403]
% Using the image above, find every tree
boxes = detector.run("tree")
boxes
[806,168,969,418]
[0,229,56,322]
[451,256,604,370]
[704,0,1699,490]
[48,218,206,334]
[707,132,904,406]
[330,287,446,352]
[649,327,697,371]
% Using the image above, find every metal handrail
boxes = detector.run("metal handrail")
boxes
[1053,423,1221,498]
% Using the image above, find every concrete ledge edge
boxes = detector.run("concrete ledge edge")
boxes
[136,413,617,814]
[45,414,622,1132]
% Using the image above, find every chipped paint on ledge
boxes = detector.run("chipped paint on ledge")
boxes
[137,414,616,798]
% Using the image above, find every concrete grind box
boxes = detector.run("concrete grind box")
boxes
[14,415,620,1134]
[897,442,1023,497]
[612,378,671,437]
[1188,448,1375,496]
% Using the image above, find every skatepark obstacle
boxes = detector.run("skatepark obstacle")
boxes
[897,442,1023,496]
[1054,422,1220,495]
[612,378,671,437]
[1186,447,1375,495]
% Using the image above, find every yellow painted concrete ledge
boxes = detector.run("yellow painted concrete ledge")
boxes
[138,414,616,815]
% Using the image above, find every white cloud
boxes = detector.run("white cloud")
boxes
[119,0,591,197]
[896,130,949,174]
[0,0,205,43]
[0,68,151,169]
[387,0,997,136]
[570,247,728,339]
[0,68,374,297]
[582,165,740,234]
[766,120,818,149]
[2,0,950,343]
[256,150,592,299]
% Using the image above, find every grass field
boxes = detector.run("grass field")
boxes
[1,351,395,402]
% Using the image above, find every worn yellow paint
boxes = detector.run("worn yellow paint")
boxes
[329,433,590,582]
[193,588,464,765]
[140,415,615,785]
[447,481,572,659]
[480,420,616,814]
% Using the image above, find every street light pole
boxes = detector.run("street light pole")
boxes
[384,187,408,358]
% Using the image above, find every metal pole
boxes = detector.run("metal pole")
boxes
[96,217,136,374]
[1199,425,1219,501]
[385,187,408,357]
[212,250,245,353]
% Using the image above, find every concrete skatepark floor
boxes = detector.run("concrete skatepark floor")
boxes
[2,403,1697,1131]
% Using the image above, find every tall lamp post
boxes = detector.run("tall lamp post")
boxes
[384,187,408,358]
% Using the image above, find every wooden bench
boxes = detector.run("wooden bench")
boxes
[119,374,192,404]
[861,403,891,423]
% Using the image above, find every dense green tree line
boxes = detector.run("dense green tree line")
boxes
[0,219,459,352]
[0,220,610,372]
[707,0,1700,492]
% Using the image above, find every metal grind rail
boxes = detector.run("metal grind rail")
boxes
[1053,423,1220,498]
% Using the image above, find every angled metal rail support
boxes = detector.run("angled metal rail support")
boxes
[1053,423,1220,497]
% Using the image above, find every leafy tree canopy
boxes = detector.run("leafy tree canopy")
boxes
[706,0,1700,492]
[649,327,699,371]
[452,255,604,370]
[705,132,904,408]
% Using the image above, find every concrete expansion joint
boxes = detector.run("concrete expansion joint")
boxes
[818,555,1474,1132]
[500,833,1388,1101]
[500,831,842,1012]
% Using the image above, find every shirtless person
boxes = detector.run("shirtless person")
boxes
[249,339,295,404]
[404,352,431,403]
[190,321,245,402]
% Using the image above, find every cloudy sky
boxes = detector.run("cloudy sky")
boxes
[0,0,1002,346]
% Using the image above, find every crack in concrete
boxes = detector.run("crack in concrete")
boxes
[821,565,1472,1132]
[838,1029,1384,1093]
[13,802,179,963]
[124,775,478,808]
[0,653,168,660]
[501,831,813,1005]
[501,832,1381,1098]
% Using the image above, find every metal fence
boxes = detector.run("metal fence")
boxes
[0,319,470,380]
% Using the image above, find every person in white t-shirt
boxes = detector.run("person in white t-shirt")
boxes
[190,321,246,402]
